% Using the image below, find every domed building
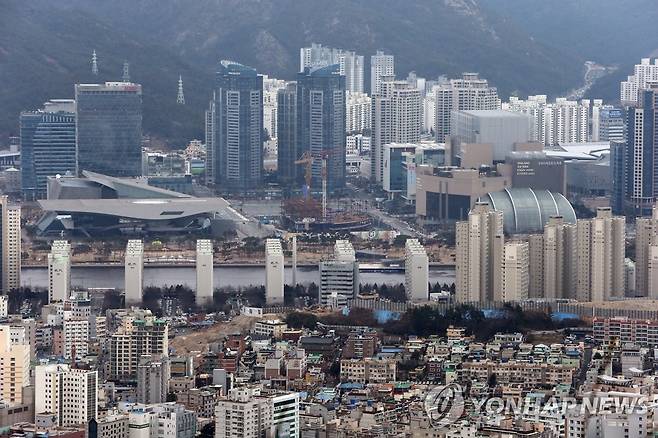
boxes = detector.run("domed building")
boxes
[478,188,576,235]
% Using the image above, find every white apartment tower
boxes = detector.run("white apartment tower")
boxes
[636,204,658,297]
[648,245,658,297]
[501,242,529,302]
[370,50,394,95]
[0,325,29,405]
[196,239,214,306]
[504,96,592,145]
[48,240,71,303]
[620,58,658,105]
[0,196,21,293]
[455,202,504,303]
[434,73,500,143]
[125,240,144,306]
[589,208,626,301]
[404,239,429,302]
[371,79,421,182]
[319,240,358,308]
[300,43,364,93]
[35,364,98,426]
[542,216,577,299]
[265,239,285,305]
[346,92,371,134]
[63,317,89,360]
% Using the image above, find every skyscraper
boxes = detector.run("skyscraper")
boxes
[75,82,143,177]
[370,51,394,95]
[434,73,500,143]
[620,58,658,105]
[296,65,346,191]
[371,79,421,182]
[455,202,504,303]
[624,84,658,216]
[0,196,21,293]
[300,44,364,93]
[635,204,658,297]
[209,61,263,190]
[501,241,529,302]
[20,99,76,200]
[276,83,298,190]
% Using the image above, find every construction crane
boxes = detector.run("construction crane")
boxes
[294,152,313,199]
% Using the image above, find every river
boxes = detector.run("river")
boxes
[21,265,455,290]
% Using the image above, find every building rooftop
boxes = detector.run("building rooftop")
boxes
[478,188,576,234]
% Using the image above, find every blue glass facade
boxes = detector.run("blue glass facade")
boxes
[624,87,658,216]
[20,102,76,200]
[75,83,143,177]
[212,61,263,191]
[296,65,346,191]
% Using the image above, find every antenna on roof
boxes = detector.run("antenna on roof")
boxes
[177,75,185,105]
[92,50,98,75]
[122,60,130,83]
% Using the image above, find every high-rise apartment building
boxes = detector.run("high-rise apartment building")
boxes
[75,82,142,177]
[265,239,284,306]
[35,364,98,426]
[125,240,144,307]
[623,84,658,216]
[208,61,263,191]
[300,43,364,93]
[196,240,214,306]
[636,204,658,297]
[0,196,21,293]
[0,326,29,405]
[63,317,89,360]
[109,310,168,380]
[262,75,288,141]
[20,99,77,199]
[434,73,500,143]
[346,92,371,134]
[319,240,358,308]
[371,79,421,182]
[137,355,171,404]
[539,216,577,300]
[504,96,592,145]
[295,65,346,191]
[620,58,658,105]
[370,51,394,95]
[404,239,429,302]
[48,240,71,303]
[455,202,503,303]
[276,83,298,190]
[501,242,529,302]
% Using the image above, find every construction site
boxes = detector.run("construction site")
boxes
[280,151,371,232]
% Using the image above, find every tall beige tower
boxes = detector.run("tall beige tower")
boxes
[542,216,577,299]
[528,234,544,298]
[455,202,504,303]
[636,204,658,296]
[648,245,658,298]
[0,196,21,293]
[502,241,529,302]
